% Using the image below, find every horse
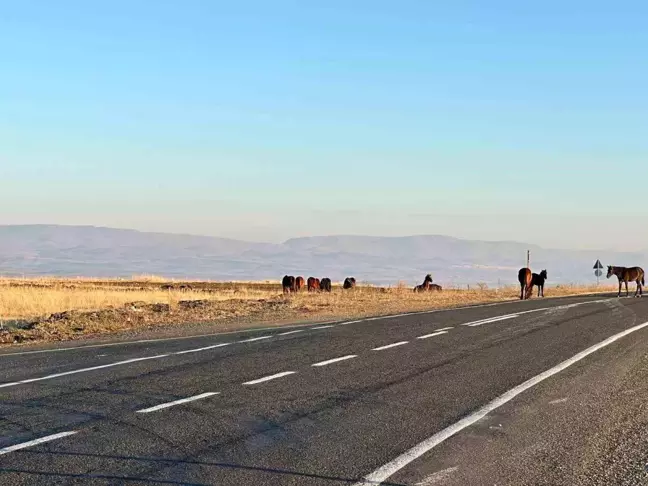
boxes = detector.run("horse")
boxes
[607,265,645,297]
[414,274,439,292]
[307,277,320,292]
[343,277,356,289]
[429,283,443,291]
[531,270,548,297]
[295,276,305,292]
[320,278,332,292]
[518,267,532,300]
[282,275,296,294]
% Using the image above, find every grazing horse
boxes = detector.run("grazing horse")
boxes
[307,277,320,292]
[320,278,332,292]
[295,276,305,292]
[607,265,645,297]
[343,277,356,289]
[282,275,296,294]
[518,267,532,300]
[414,274,441,292]
[531,270,548,297]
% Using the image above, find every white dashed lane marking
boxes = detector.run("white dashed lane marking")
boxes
[416,331,449,340]
[136,392,220,413]
[372,341,409,351]
[242,371,297,385]
[0,431,78,456]
[312,355,358,367]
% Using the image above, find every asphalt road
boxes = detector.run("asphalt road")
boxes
[2,293,648,485]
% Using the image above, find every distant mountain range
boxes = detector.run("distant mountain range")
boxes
[0,225,643,286]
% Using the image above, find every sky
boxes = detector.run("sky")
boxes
[1,1,647,250]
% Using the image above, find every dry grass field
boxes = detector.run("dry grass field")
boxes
[0,276,615,345]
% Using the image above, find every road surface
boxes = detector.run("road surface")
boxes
[2,293,648,485]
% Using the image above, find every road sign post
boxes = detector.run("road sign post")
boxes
[593,260,603,286]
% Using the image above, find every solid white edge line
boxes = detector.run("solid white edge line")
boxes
[0,354,168,388]
[312,325,335,329]
[242,371,296,385]
[372,341,409,351]
[174,343,231,355]
[416,331,449,340]
[0,295,613,358]
[239,335,272,343]
[312,355,358,367]
[0,431,78,456]
[278,330,305,336]
[353,319,648,486]
[136,392,219,413]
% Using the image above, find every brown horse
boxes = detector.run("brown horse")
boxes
[320,278,332,292]
[343,277,356,289]
[607,265,644,297]
[307,277,320,292]
[414,274,441,292]
[518,267,532,300]
[531,270,548,297]
[295,276,305,292]
[282,275,296,294]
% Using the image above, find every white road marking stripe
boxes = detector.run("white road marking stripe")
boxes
[312,325,335,329]
[174,343,231,355]
[372,341,409,351]
[239,335,272,343]
[352,319,648,486]
[464,315,519,327]
[416,331,448,340]
[136,392,219,413]
[0,297,613,357]
[0,431,78,456]
[0,355,168,389]
[312,355,357,367]
[437,327,454,331]
[278,330,305,336]
[339,320,363,325]
[243,371,296,385]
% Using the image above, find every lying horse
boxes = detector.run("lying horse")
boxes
[518,267,532,300]
[414,274,441,292]
[531,269,547,297]
[607,265,644,297]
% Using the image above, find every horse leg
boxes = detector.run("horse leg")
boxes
[626,280,629,297]
[520,283,524,300]
[618,281,622,297]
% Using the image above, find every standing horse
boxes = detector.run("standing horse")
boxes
[282,275,296,294]
[295,276,305,292]
[531,270,548,297]
[320,278,332,292]
[343,277,356,289]
[518,267,532,300]
[307,277,320,292]
[607,265,644,297]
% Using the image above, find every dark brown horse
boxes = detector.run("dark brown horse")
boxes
[295,276,305,292]
[320,278,332,292]
[414,274,441,292]
[307,277,320,292]
[343,277,356,289]
[607,265,644,297]
[518,267,532,300]
[282,275,296,294]
[531,269,548,297]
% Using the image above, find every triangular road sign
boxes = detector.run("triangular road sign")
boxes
[593,259,603,269]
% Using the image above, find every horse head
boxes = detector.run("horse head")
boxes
[424,274,433,283]
[606,266,613,279]
[540,269,547,280]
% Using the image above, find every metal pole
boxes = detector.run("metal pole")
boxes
[526,250,530,269]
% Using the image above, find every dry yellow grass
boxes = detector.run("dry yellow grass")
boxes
[0,277,617,345]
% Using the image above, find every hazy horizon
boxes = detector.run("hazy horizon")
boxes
[3,2,647,251]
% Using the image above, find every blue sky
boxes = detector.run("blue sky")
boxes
[2,1,647,249]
